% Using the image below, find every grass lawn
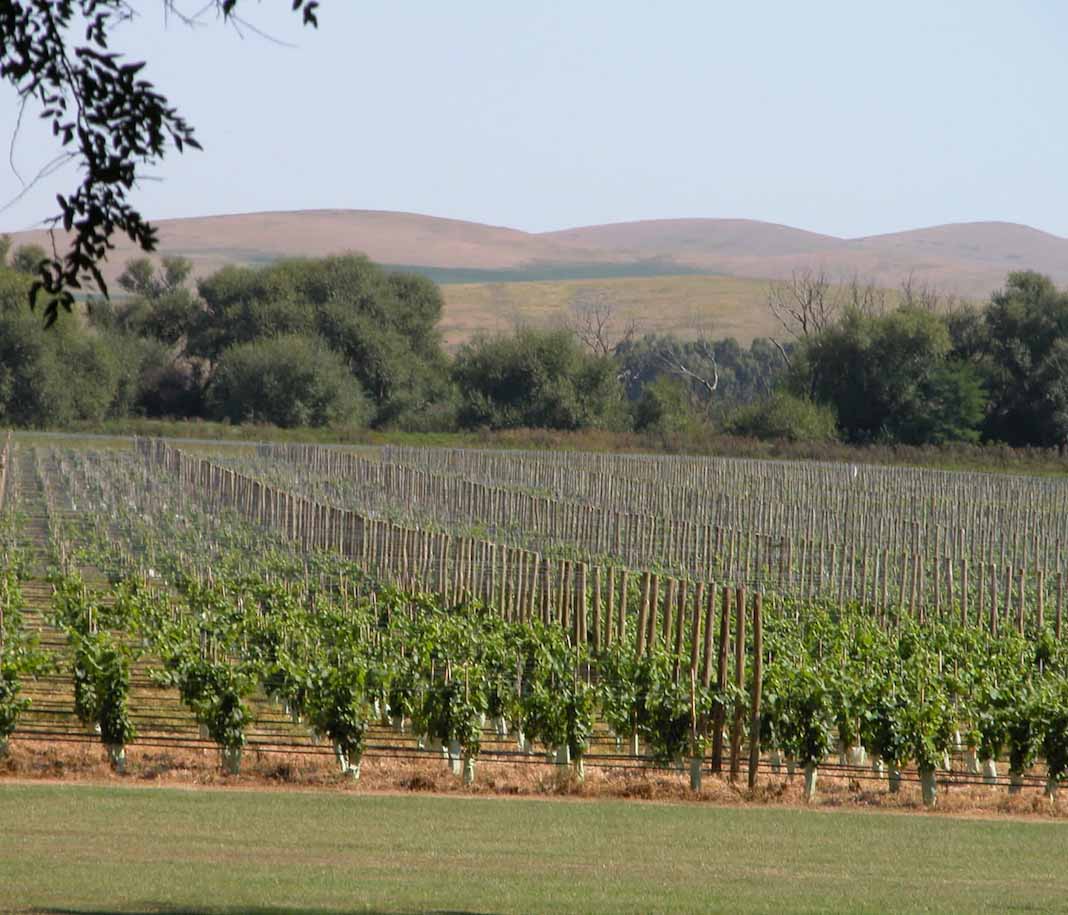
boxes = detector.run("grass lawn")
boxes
[3,783,1067,914]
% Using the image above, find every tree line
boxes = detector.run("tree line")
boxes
[0,238,1065,451]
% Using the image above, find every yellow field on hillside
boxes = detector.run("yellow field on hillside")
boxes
[439,274,781,347]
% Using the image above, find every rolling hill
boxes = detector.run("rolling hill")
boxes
[6,209,1066,344]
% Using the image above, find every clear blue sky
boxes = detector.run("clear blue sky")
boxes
[2,0,1066,238]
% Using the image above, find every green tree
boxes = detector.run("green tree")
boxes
[615,333,786,412]
[797,306,986,445]
[453,327,624,430]
[0,265,141,426]
[983,271,1068,447]
[115,257,201,346]
[631,376,697,435]
[193,255,449,426]
[117,256,193,300]
[0,311,123,427]
[208,334,371,428]
[10,244,47,276]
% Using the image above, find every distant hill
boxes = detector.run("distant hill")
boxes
[542,218,844,258]
[6,209,1067,344]
[6,210,629,286]
[544,218,1068,298]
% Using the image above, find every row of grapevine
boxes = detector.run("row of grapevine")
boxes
[211,442,1068,636]
[5,440,1068,809]
[0,438,49,757]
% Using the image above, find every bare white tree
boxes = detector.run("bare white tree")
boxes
[656,339,719,413]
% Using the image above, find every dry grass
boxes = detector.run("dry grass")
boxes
[5,738,1068,822]
[439,274,781,346]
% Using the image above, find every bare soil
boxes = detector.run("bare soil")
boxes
[3,737,1066,822]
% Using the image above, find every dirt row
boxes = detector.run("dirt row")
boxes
[4,736,1068,822]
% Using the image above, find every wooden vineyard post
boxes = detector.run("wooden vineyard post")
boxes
[778,536,787,591]
[1003,564,1013,633]
[576,563,589,649]
[523,553,535,622]
[592,566,603,653]
[836,543,847,610]
[540,557,552,626]
[710,585,731,774]
[1017,567,1026,635]
[672,579,687,683]
[661,577,676,654]
[908,553,918,620]
[748,591,763,791]
[604,567,616,647]
[848,541,857,604]
[1057,572,1064,640]
[646,574,661,655]
[880,547,891,623]
[689,582,704,681]
[891,551,904,626]
[495,546,507,619]
[1037,569,1045,632]
[617,570,630,648]
[945,557,955,621]
[513,552,525,622]
[729,586,747,783]
[784,537,793,595]
[514,549,526,622]
[700,583,716,690]
[869,550,881,621]
[990,564,999,636]
[860,546,869,616]
[635,572,651,657]
[561,561,573,638]
[960,558,969,627]
[933,546,942,619]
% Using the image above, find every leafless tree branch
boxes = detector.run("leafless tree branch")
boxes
[656,340,719,406]
[766,267,840,341]
[769,336,792,369]
[564,290,639,356]
[842,271,888,316]
[899,271,949,312]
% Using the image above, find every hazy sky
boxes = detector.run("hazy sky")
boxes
[2,0,1066,238]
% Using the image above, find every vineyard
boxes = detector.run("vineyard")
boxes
[3,433,1068,810]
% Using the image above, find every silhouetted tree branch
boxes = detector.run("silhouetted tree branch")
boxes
[0,1,320,325]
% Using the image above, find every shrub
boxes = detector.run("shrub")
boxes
[726,392,838,443]
[453,327,625,431]
[208,334,371,428]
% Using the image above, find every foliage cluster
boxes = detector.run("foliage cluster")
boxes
[2,238,1067,452]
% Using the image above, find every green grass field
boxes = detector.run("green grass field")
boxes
[3,783,1067,914]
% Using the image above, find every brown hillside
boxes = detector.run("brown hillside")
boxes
[542,217,842,258]
[5,209,627,288]
[545,218,1068,297]
[6,209,1066,310]
[848,222,1068,276]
